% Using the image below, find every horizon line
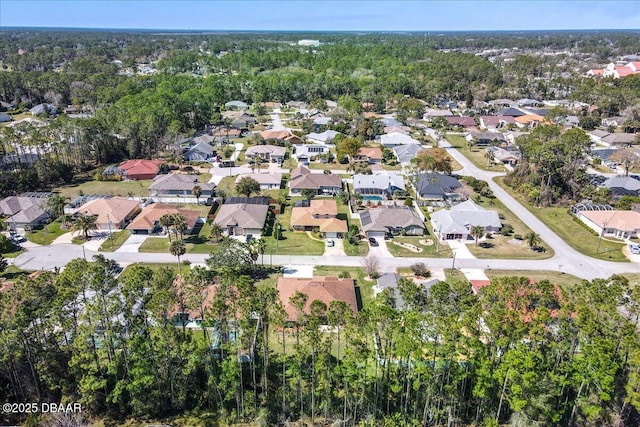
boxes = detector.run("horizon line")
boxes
[1,25,639,33]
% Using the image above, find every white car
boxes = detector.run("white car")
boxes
[326,239,335,247]
[629,244,640,255]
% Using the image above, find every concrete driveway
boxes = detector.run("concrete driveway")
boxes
[368,237,393,258]
[116,234,148,253]
[446,239,475,259]
[323,238,345,256]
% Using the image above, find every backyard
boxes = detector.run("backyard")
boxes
[493,177,627,262]
[55,178,154,199]
[484,269,583,288]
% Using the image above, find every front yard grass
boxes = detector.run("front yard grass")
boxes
[493,177,627,262]
[0,265,32,281]
[445,134,506,172]
[337,200,369,256]
[25,219,67,245]
[466,194,554,259]
[387,222,450,258]
[263,202,325,256]
[99,230,130,252]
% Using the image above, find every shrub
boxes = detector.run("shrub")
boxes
[501,224,514,236]
[403,197,414,207]
[514,234,523,240]
[338,271,351,279]
[410,263,430,277]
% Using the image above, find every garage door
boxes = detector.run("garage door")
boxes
[367,231,386,238]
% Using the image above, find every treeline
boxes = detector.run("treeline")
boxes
[1,255,639,426]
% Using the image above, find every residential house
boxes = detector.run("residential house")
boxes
[465,131,507,146]
[393,144,422,165]
[423,109,453,121]
[379,117,403,127]
[415,173,463,201]
[497,107,526,117]
[517,98,542,107]
[445,116,477,129]
[355,147,383,164]
[184,142,215,161]
[277,276,358,322]
[353,171,405,199]
[313,116,332,128]
[305,130,341,145]
[286,101,308,110]
[259,129,292,142]
[29,103,57,116]
[602,117,625,128]
[479,116,516,131]
[294,144,329,163]
[127,203,201,235]
[486,146,521,167]
[234,172,282,190]
[577,210,640,239]
[360,207,425,237]
[149,174,215,198]
[588,62,640,79]
[514,114,544,129]
[191,134,216,146]
[373,273,405,308]
[600,176,640,199]
[245,145,286,163]
[211,127,242,143]
[489,99,517,108]
[75,197,141,230]
[0,193,52,231]
[384,125,411,134]
[430,200,502,240]
[290,199,347,238]
[224,100,248,110]
[380,132,420,147]
[116,159,165,180]
[211,197,270,237]
[601,133,637,147]
[290,166,342,196]
[589,129,612,145]
[222,111,256,129]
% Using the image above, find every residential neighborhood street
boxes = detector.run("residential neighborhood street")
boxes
[13,135,640,281]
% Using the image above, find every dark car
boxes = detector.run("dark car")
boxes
[368,237,379,246]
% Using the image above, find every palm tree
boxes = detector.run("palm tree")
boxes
[172,213,188,240]
[249,238,267,266]
[170,239,186,275]
[485,149,495,167]
[159,213,175,242]
[525,231,541,250]
[192,185,202,204]
[72,214,98,240]
[470,225,485,246]
[47,194,67,227]
[209,222,224,243]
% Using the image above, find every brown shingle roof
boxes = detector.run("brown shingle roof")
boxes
[291,199,345,230]
[277,276,358,321]
[77,197,140,227]
[127,203,200,231]
[290,166,342,190]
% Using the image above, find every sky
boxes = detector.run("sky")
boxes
[1,1,639,32]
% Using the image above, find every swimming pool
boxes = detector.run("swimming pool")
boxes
[362,195,383,201]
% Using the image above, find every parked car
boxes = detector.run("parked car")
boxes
[368,237,379,247]
[629,244,640,255]
[326,239,335,247]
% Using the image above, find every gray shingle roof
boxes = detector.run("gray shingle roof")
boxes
[415,173,462,199]
[149,174,215,192]
[431,200,501,235]
[360,207,424,234]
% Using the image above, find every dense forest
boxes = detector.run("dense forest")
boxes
[1,255,639,426]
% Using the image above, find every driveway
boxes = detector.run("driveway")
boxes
[446,239,475,259]
[116,234,148,253]
[323,238,346,256]
[282,265,314,278]
[368,237,393,258]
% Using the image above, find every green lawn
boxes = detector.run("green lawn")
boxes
[99,230,130,252]
[138,236,169,252]
[137,223,226,255]
[55,179,153,199]
[25,219,68,245]
[493,177,627,262]
[387,222,450,258]
[466,194,554,259]
[622,274,640,285]
[445,134,506,172]
[485,270,584,288]
[336,200,369,256]
[263,203,325,256]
